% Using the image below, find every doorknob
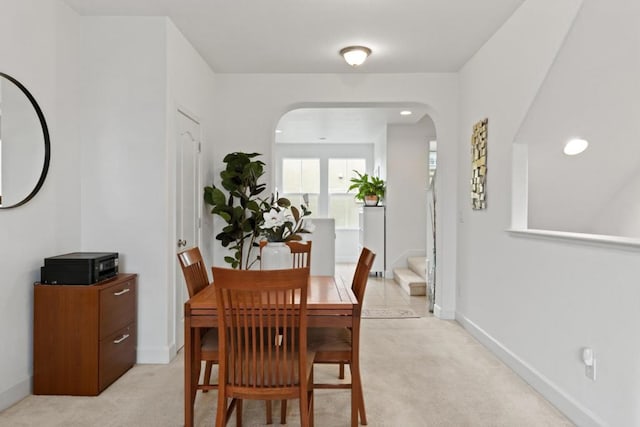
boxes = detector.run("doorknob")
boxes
[177,239,187,248]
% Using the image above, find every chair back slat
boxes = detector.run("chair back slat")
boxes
[287,241,312,269]
[352,247,376,303]
[212,267,310,391]
[177,247,210,297]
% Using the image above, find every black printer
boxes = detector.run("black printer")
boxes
[40,252,119,285]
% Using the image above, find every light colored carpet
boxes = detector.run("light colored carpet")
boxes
[362,307,420,319]
[0,316,573,427]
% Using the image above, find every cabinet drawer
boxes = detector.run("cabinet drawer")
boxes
[100,279,136,338]
[99,323,136,392]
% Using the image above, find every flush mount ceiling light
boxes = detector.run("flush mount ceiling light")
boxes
[340,46,372,67]
[400,110,413,116]
[563,138,589,155]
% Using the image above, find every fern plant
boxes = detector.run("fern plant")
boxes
[348,170,386,205]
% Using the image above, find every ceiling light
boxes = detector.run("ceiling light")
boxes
[563,138,589,155]
[340,46,372,67]
[400,110,412,116]
[275,129,283,134]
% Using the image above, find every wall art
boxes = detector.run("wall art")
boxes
[471,118,488,210]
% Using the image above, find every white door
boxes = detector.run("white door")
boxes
[175,109,201,351]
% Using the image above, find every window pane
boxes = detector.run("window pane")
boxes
[282,158,319,194]
[282,159,301,194]
[328,158,366,193]
[328,159,346,193]
[329,194,360,229]
[301,159,320,193]
[281,193,319,217]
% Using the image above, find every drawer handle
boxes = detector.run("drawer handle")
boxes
[113,334,130,344]
[114,288,130,296]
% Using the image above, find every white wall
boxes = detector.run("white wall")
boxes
[80,16,170,363]
[517,0,640,237]
[0,0,82,411]
[373,126,387,180]
[385,118,435,274]
[457,0,640,425]
[590,173,640,238]
[209,73,459,317]
[80,17,217,363]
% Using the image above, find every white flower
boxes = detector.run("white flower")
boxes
[262,208,286,229]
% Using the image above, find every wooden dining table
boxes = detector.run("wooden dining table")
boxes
[184,275,361,427]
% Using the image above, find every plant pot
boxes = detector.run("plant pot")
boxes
[261,242,293,270]
[364,195,379,206]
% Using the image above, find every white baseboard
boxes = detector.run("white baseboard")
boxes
[168,343,177,361]
[433,304,455,319]
[457,314,606,427]
[136,346,172,364]
[0,377,30,412]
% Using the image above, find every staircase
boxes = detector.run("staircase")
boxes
[393,257,427,296]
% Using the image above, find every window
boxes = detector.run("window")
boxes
[328,158,366,229]
[281,158,320,214]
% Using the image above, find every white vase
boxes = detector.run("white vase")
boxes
[261,242,293,270]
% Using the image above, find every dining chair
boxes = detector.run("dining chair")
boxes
[260,240,312,420]
[179,248,277,424]
[260,240,312,269]
[177,247,218,395]
[211,267,315,427]
[307,247,376,425]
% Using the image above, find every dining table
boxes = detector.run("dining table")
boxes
[184,274,361,427]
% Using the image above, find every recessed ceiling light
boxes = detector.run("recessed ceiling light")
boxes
[400,110,412,116]
[563,138,589,155]
[275,129,283,134]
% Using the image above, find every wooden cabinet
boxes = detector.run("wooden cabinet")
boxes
[33,273,137,395]
[359,206,385,275]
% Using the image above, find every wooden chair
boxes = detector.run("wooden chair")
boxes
[260,240,312,421]
[259,240,312,269]
[307,247,376,425]
[212,267,315,427]
[177,247,218,396]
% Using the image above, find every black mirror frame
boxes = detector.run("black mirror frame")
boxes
[0,72,51,209]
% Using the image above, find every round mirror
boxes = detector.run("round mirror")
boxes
[0,72,50,209]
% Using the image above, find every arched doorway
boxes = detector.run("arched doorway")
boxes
[273,103,437,308]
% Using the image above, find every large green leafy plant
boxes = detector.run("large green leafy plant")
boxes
[203,152,269,269]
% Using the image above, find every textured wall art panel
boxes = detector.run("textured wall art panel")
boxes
[471,118,488,210]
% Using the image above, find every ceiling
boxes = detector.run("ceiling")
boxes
[276,105,433,144]
[62,0,524,142]
[62,0,525,74]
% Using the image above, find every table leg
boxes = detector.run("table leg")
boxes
[351,307,361,427]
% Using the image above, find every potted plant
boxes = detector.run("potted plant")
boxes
[348,170,386,206]
[203,152,270,269]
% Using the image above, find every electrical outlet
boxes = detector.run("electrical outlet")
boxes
[585,358,597,381]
